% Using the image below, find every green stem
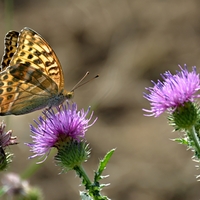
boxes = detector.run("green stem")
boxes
[74,165,92,187]
[189,126,200,157]
[74,165,106,200]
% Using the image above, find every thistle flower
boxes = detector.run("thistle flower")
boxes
[143,65,200,117]
[27,103,114,199]
[143,64,200,180]
[27,102,97,167]
[0,121,17,170]
[0,121,17,147]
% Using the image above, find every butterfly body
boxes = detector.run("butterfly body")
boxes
[0,27,73,115]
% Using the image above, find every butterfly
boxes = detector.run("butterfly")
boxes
[0,27,74,115]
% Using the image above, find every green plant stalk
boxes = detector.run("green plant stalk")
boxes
[189,126,200,157]
[74,165,106,200]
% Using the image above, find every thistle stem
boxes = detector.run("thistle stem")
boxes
[74,165,92,187]
[189,126,200,157]
[74,165,107,200]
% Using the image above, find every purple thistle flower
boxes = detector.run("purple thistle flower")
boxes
[143,65,200,117]
[0,121,17,148]
[0,121,17,170]
[27,103,97,161]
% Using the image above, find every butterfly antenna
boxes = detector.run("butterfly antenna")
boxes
[71,71,99,92]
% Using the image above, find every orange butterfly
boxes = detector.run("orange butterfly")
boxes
[0,27,73,115]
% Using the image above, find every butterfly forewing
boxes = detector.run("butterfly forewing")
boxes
[9,27,65,89]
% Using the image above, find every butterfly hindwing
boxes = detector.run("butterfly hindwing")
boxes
[1,31,19,71]
[0,65,59,115]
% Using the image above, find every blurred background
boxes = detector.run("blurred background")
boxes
[0,0,200,199]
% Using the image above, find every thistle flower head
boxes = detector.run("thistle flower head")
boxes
[143,65,200,117]
[27,102,97,163]
[0,121,17,170]
[0,121,17,147]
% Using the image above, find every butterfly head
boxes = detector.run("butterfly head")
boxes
[62,72,99,102]
[62,90,74,100]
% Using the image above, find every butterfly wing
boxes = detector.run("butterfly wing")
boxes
[0,27,70,115]
[9,27,65,90]
[1,31,19,71]
[0,65,60,115]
